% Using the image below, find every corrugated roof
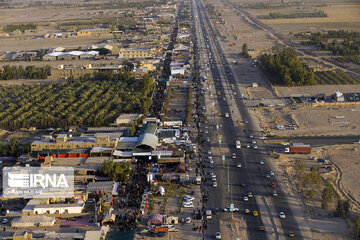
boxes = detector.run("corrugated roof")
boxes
[139,123,157,135]
[135,133,158,150]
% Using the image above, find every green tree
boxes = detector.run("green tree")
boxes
[242,43,248,55]
[353,215,360,237]
[321,182,334,209]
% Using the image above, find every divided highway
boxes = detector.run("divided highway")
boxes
[191,0,304,238]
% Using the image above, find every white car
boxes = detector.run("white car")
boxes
[266,174,270,179]
[213,181,218,187]
[260,161,264,165]
[269,170,275,176]
[279,212,286,219]
[208,155,212,159]
[252,140,256,144]
[246,144,250,148]
[243,196,248,202]
[209,171,214,175]
[237,163,242,168]
[183,203,194,208]
[1,219,8,224]
[249,135,254,138]
[253,145,258,149]
[185,217,192,223]
[208,150,212,155]
[184,196,195,201]
[216,232,222,239]
[232,153,236,159]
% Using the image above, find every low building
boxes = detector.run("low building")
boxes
[12,216,55,228]
[33,203,84,215]
[334,91,344,102]
[118,47,158,59]
[86,181,118,195]
[48,64,123,80]
[114,113,141,125]
[43,50,98,61]
[31,133,118,152]
[78,28,109,37]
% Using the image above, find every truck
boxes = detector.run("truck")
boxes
[236,140,241,149]
[196,176,201,185]
[285,143,311,154]
[150,226,169,233]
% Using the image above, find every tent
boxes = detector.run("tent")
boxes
[147,214,163,226]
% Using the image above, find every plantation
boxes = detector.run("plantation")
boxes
[314,71,360,85]
[0,72,154,129]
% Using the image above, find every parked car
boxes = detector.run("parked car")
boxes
[243,196,248,202]
[215,232,222,239]
[279,212,286,219]
[237,163,242,168]
[244,209,250,214]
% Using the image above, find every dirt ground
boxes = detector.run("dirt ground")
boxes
[254,105,360,136]
[239,3,360,35]
[312,144,360,211]
[275,85,360,97]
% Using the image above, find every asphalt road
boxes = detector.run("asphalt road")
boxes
[192,0,304,239]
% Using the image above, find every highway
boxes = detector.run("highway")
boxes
[191,0,304,239]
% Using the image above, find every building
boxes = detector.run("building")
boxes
[334,91,344,102]
[33,203,84,215]
[86,181,118,195]
[77,28,109,37]
[43,50,99,61]
[48,64,123,80]
[118,47,158,59]
[114,113,141,125]
[12,216,55,228]
[31,133,118,152]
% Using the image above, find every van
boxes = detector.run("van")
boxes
[206,210,212,219]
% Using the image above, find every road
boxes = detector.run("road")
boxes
[191,0,304,239]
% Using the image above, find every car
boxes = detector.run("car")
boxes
[241,183,246,187]
[209,159,214,164]
[249,134,253,138]
[269,170,275,176]
[253,211,259,217]
[243,196,248,202]
[252,140,256,144]
[215,232,222,239]
[259,136,267,140]
[208,150,212,155]
[271,182,276,188]
[185,217,192,224]
[224,207,239,212]
[209,164,214,168]
[248,192,253,198]
[259,161,264,165]
[266,174,270,179]
[253,145,258,149]
[184,196,195,201]
[183,200,193,205]
[213,182,217,187]
[209,171,214,175]
[259,226,265,231]
[289,231,295,237]
[272,191,278,197]
[232,153,236,159]
[237,163,242,168]
[207,137,210,142]
[215,208,220,214]
[246,144,250,148]
[244,209,250,214]
[204,130,209,134]
[1,219,8,224]
[279,212,286,219]
[208,155,212,159]
[183,203,194,208]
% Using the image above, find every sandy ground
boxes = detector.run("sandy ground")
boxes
[243,3,360,35]
[312,144,360,211]
[275,85,360,97]
[0,36,109,52]
[253,105,360,136]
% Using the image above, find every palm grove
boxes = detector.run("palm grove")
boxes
[0,70,155,129]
